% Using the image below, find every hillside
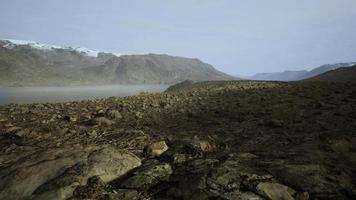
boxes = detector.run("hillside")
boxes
[247,62,356,81]
[0,39,234,86]
[95,54,234,84]
[0,80,355,199]
[249,70,308,81]
[0,41,109,86]
[306,65,356,82]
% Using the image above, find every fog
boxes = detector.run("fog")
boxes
[0,85,168,105]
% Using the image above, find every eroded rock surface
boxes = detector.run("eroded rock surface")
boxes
[0,145,141,200]
[0,80,355,199]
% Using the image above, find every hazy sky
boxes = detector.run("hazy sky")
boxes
[1,0,356,75]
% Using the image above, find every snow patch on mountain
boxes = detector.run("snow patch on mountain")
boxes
[0,39,119,57]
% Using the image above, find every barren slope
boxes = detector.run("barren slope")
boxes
[0,80,355,199]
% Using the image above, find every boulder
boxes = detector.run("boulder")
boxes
[89,117,114,126]
[163,138,216,162]
[0,145,141,200]
[106,110,122,120]
[191,139,216,153]
[120,159,172,189]
[72,176,113,200]
[87,147,141,182]
[144,141,169,158]
[256,182,295,200]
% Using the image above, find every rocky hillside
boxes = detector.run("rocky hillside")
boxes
[0,41,110,86]
[0,39,234,86]
[0,80,355,199]
[94,54,234,84]
[247,62,356,81]
[306,65,356,82]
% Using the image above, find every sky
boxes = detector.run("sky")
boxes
[0,0,356,76]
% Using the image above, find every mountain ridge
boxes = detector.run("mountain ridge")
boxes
[306,65,356,82]
[245,62,356,81]
[0,39,234,86]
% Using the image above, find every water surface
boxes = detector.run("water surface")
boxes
[0,85,168,105]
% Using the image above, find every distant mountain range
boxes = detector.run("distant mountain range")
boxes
[0,39,234,86]
[244,62,356,81]
[305,65,356,83]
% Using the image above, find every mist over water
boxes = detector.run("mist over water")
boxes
[0,85,168,105]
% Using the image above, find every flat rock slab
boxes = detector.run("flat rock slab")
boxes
[0,145,141,200]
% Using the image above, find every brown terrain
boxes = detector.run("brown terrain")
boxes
[0,78,356,199]
[306,65,356,83]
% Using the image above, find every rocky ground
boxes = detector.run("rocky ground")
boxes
[0,80,355,200]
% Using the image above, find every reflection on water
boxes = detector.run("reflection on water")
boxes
[0,85,169,105]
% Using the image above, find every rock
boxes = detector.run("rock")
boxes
[115,189,140,200]
[173,153,188,163]
[0,145,141,200]
[87,147,141,182]
[192,139,216,153]
[0,131,24,145]
[236,153,258,159]
[87,130,98,138]
[166,159,220,199]
[97,109,105,114]
[268,164,341,196]
[237,192,265,200]
[5,126,22,134]
[4,123,13,127]
[62,115,76,122]
[169,138,216,157]
[4,127,29,138]
[296,192,309,200]
[269,119,284,127]
[4,144,18,153]
[120,160,173,189]
[89,117,114,126]
[166,156,290,200]
[256,182,295,200]
[145,141,169,158]
[106,110,122,120]
[0,148,86,200]
[134,111,143,119]
[82,113,92,120]
[72,176,112,200]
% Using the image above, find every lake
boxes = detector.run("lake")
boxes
[0,85,169,105]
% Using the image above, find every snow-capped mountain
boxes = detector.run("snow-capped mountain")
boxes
[0,38,234,86]
[0,39,101,57]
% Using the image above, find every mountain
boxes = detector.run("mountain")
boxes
[306,65,356,82]
[247,62,356,81]
[249,70,308,81]
[302,62,356,79]
[0,39,102,57]
[0,40,110,86]
[0,39,234,86]
[93,54,234,84]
